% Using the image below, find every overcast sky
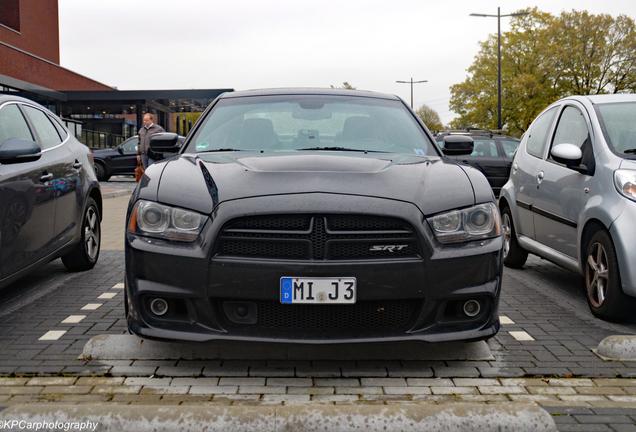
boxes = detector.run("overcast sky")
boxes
[59,0,636,123]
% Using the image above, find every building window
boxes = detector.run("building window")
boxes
[0,0,20,32]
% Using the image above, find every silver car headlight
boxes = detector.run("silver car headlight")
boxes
[128,200,207,242]
[614,169,636,202]
[427,203,501,244]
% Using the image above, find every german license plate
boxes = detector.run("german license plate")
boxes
[280,277,356,304]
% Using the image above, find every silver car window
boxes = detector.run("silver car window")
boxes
[595,102,636,157]
[549,105,595,173]
[551,106,590,149]
[526,106,557,159]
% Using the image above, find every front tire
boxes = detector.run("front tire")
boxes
[501,205,528,268]
[584,228,634,322]
[94,162,110,182]
[61,198,101,272]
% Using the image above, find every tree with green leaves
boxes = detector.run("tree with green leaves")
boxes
[449,8,636,136]
[415,104,444,132]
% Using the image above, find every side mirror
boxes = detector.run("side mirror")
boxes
[442,135,474,156]
[117,146,124,155]
[149,132,180,153]
[0,138,42,164]
[551,143,582,166]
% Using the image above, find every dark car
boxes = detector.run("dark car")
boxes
[435,130,520,197]
[92,134,185,181]
[0,96,102,288]
[124,88,503,344]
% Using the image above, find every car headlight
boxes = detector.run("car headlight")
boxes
[128,200,207,242]
[427,202,501,244]
[614,169,636,202]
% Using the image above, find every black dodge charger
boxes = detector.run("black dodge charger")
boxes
[125,88,503,343]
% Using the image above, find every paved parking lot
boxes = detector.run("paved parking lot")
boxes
[1,191,636,431]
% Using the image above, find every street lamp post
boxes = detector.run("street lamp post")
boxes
[470,7,529,130]
[395,78,428,109]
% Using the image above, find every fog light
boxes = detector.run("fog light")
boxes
[236,305,248,317]
[150,298,168,316]
[462,299,481,317]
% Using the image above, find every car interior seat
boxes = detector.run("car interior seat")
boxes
[239,118,279,150]
[338,116,375,143]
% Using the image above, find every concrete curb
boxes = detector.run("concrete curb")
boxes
[0,402,557,432]
[80,334,494,361]
[595,335,636,361]
[102,189,132,199]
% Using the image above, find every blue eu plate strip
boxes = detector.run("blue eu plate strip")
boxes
[280,277,293,304]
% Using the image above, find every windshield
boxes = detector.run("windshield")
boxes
[186,95,438,155]
[596,102,636,157]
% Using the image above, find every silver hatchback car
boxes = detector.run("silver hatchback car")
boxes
[501,94,636,321]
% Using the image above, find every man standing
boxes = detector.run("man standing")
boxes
[137,113,165,169]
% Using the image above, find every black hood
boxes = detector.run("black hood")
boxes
[143,152,478,216]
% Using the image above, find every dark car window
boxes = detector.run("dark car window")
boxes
[120,137,138,154]
[0,104,34,144]
[188,95,438,156]
[470,139,498,157]
[437,136,503,158]
[49,114,68,140]
[526,106,557,159]
[22,105,62,149]
[550,105,595,172]
[500,139,520,158]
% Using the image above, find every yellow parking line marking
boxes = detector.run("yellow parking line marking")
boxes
[61,315,86,324]
[500,315,515,325]
[509,331,535,341]
[39,330,66,341]
[112,283,124,289]
[81,303,102,311]
[98,292,117,300]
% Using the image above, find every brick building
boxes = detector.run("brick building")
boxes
[0,0,113,93]
[0,0,230,146]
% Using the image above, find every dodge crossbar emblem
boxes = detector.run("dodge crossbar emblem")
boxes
[369,245,408,252]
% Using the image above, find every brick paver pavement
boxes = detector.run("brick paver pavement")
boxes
[1,192,635,431]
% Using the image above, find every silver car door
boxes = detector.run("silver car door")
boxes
[533,103,595,258]
[512,106,559,239]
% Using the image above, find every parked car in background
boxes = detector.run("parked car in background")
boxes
[124,88,503,344]
[0,96,102,289]
[435,130,520,197]
[92,134,185,181]
[500,94,636,321]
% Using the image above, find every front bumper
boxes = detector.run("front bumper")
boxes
[125,193,503,343]
[610,200,636,297]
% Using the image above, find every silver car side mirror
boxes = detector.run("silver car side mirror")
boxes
[551,143,582,165]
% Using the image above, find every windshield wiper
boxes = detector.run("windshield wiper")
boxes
[197,148,248,153]
[296,146,387,153]
[623,149,636,154]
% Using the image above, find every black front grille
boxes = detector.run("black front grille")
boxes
[222,299,419,332]
[216,214,421,260]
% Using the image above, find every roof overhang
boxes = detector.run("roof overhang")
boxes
[0,73,68,101]
[64,89,233,102]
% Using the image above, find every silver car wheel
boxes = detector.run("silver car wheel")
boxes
[84,206,100,260]
[586,242,609,308]
[502,213,512,259]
